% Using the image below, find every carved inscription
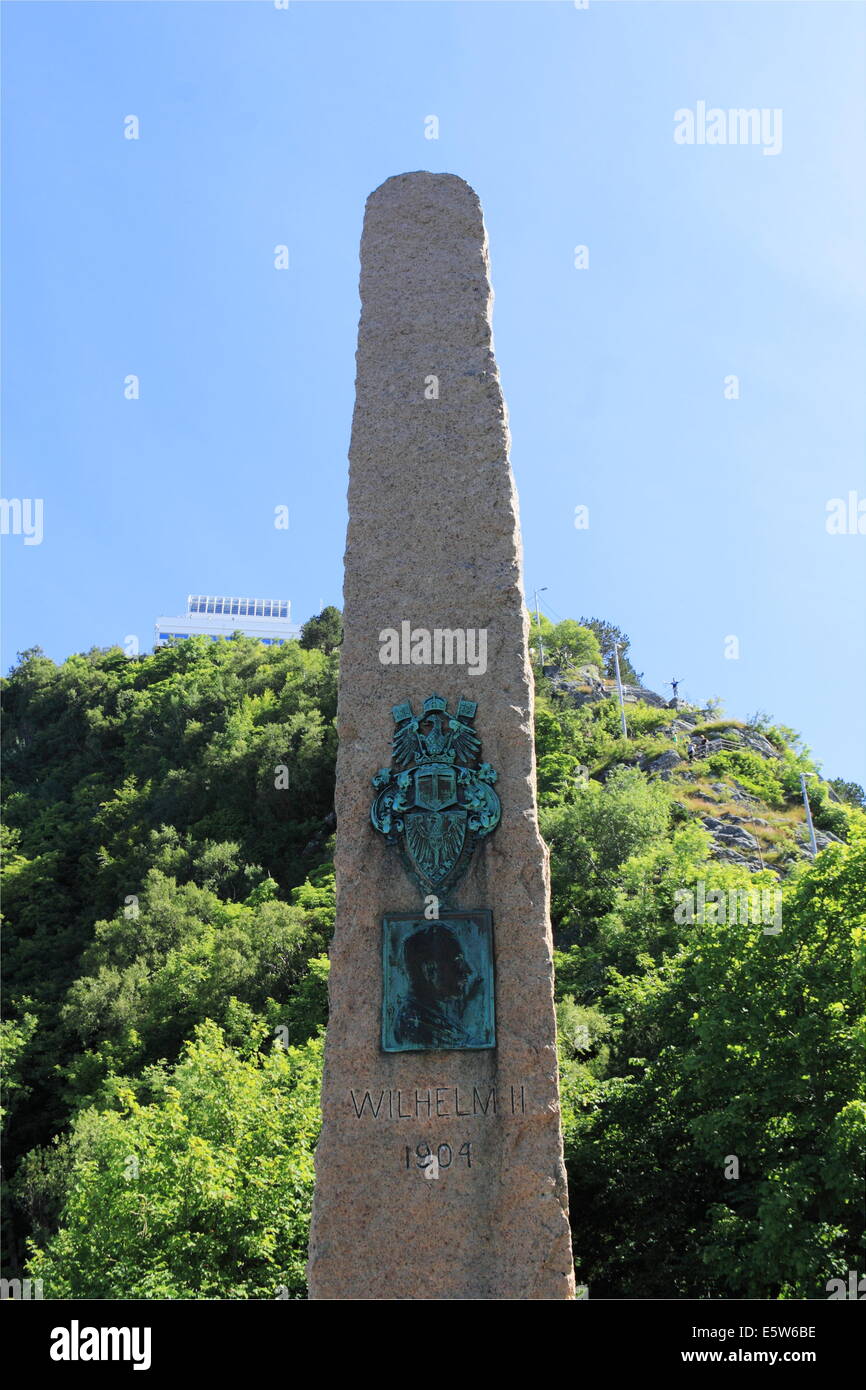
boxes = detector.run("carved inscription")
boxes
[349,1083,527,1120]
[405,1141,472,1172]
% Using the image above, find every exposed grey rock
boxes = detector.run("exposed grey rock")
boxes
[711,780,760,805]
[702,816,760,851]
[712,847,764,872]
[742,731,780,759]
[795,825,843,850]
[597,758,642,781]
[622,684,668,709]
[641,749,684,774]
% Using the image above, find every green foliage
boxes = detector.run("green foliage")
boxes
[267,955,330,1047]
[705,749,787,808]
[578,618,642,684]
[542,767,671,933]
[537,650,864,1297]
[0,1007,39,1265]
[299,606,343,654]
[0,1007,37,1125]
[59,867,334,1098]
[547,620,603,671]
[830,779,866,810]
[1,635,337,1275]
[534,693,628,804]
[565,830,866,1298]
[26,1024,323,1299]
[623,704,671,737]
[692,718,749,735]
[4,613,863,1301]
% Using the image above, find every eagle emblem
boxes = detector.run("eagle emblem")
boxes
[370,695,501,903]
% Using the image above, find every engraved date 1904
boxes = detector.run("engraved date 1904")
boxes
[405,1141,472,1176]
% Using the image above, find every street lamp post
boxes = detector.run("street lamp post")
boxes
[613,642,628,738]
[800,772,818,856]
[533,588,548,668]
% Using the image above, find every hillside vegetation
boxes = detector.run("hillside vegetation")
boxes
[2,615,863,1299]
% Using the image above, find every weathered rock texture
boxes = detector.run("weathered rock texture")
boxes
[307,173,574,1300]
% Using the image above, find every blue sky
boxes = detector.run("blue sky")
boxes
[3,0,865,782]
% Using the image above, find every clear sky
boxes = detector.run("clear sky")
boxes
[3,0,865,783]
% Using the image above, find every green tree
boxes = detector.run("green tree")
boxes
[578,618,642,684]
[526,608,555,665]
[58,866,334,1099]
[829,778,866,810]
[299,606,343,654]
[566,830,866,1297]
[549,620,603,671]
[26,1023,323,1299]
[1,637,338,1264]
[542,766,671,932]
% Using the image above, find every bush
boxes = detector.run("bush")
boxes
[706,750,786,808]
[27,1024,323,1299]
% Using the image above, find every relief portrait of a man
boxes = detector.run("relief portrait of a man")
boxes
[382,912,495,1052]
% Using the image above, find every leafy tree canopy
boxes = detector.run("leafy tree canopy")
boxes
[299,606,343,654]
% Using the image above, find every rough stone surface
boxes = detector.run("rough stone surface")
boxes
[307,173,575,1301]
[702,816,760,851]
[742,731,780,759]
[795,825,841,850]
[641,749,683,774]
[713,848,765,873]
[712,781,760,805]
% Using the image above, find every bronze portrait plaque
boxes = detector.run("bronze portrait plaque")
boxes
[381,911,495,1052]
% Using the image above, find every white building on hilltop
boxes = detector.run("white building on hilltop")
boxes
[155,595,302,648]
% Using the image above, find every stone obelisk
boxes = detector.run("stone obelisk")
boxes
[307,173,574,1300]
